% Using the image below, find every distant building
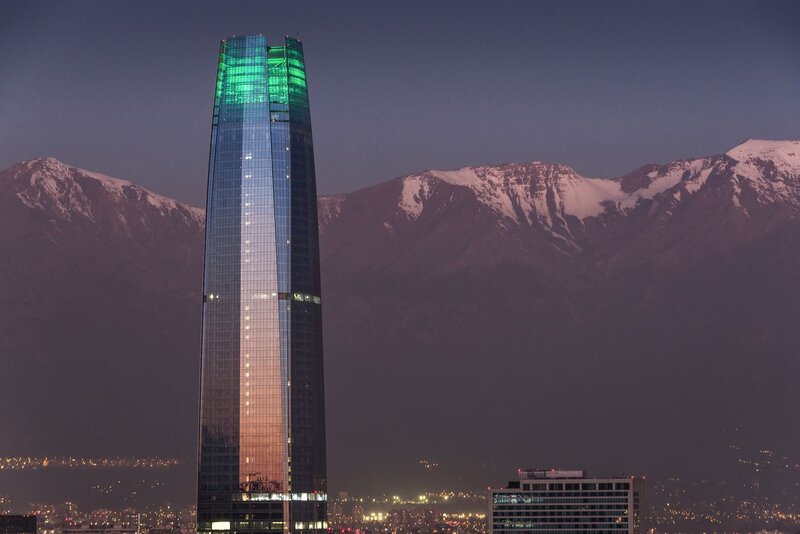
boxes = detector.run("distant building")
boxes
[0,516,36,534]
[490,469,644,534]
[61,525,135,534]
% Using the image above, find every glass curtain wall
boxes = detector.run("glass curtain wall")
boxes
[198,35,326,534]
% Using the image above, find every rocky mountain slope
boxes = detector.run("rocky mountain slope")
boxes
[2,141,799,509]
[319,139,800,496]
[0,158,204,504]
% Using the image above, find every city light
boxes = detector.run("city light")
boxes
[0,457,178,471]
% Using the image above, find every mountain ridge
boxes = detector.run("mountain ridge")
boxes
[321,138,800,239]
[2,156,203,229]
[318,139,800,271]
[2,140,800,512]
[10,137,799,232]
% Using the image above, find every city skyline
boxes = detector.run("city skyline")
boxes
[2,1,800,533]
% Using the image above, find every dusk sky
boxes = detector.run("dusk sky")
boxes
[1,0,798,206]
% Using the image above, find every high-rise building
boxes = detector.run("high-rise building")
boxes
[197,35,327,534]
[490,469,644,534]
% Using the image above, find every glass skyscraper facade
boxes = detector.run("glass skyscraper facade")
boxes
[197,35,326,534]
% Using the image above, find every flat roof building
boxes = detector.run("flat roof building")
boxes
[490,469,644,534]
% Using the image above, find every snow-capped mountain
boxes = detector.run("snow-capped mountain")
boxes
[2,142,800,508]
[317,140,800,499]
[2,157,203,229]
[0,157,204,504]
[321,139,800,256]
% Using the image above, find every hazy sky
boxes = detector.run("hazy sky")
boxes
[1,0,798,206]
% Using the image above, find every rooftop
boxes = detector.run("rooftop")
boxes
[517,468,586,480]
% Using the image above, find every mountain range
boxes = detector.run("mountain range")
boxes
[1,140,799,513]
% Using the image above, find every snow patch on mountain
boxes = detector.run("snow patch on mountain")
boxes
[426,164,601,225]
[620,158,714,209]
[727,139,800,174]
[7,157,203,226]
[15,158,96,221]
[396,159,721,229]
[318,195,346,229]
[81,167,204,221]
[726,140,800,205]
[557,176,627,218]
[399,174,435,219]
[429,166,521,224]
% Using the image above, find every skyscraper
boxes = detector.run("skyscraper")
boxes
[197,35,327,534]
